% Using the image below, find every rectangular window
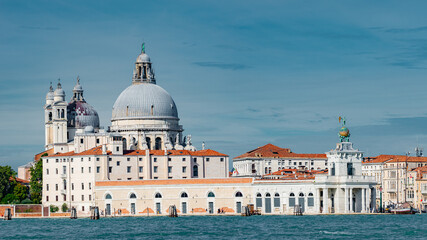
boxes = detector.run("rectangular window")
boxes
[56,168,58,174]
[96,167,100,173]
[154,166,158,173]
[46,159,49,163]
[81,195,84,201]
[294,162,297,166]
[89,195,92,201]
[154,177,158,179]
[96,138,100,144]
[56,195,58,201]
[139,158,142,161]
[56,159,58,163]
[109,167,112,173]
[81,158,83,162]
[308,197,314,207]
[182,167,186,173]
[89,183,91,190]
[139,167,143,173]
[193,158,197,163]
[274,197,280,207]
[182,158,186,161]
[168,158,171,161]
[289,198,295,207]
[96,157,100,161]
[46,196,49,202]
[55,184,58,191]
[117,161,120,166]
[46,184,49,191]
[220,158,224,162]
[88,167,91,173]
[72,195,74,201]
[116,146,119,152]
[81,183,84,190]
[154,158,157,162]
[80,138,83,144]
[168,166,172,173]
[46,169,49,175]
[347,163,353,176]
[71,183,74,190]
[139,177,143,179]
[206,158,210,162]
[81,167,84,173]
[127,166,131,173]
[71,168,74,174]
[82,206,85,211]
[127,158,130,161]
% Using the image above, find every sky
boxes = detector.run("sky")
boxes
[2,0,427,170]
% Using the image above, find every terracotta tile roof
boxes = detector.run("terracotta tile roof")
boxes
[34,148,54,161]
[49,146,227,157]
[234,143,326,160]
[363,155,427,164]
[262,168,326,180]
[96,178,253,187]
[10,176,30,184]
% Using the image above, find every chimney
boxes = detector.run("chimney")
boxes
[102,144,107,155]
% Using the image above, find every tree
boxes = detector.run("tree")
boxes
[0,165,16,201]
[61,203,68,212]
[13,183,28,203]
[29,159,43,204]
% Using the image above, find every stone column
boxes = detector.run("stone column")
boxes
[317,188,322,213]
[367,188,371,213]
[323,188,328,214]
[362,188,366,213]
[344,187,349,213]
[350,188,354,213]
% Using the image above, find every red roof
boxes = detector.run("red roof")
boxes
[262,168,328,180]
[34,148,54,161]
[363,155,427,164]
[234,143,326,159]
[49,146,227,157]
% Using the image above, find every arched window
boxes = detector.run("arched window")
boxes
[265,167,268,174]
[130,193,137,199]
[151,105,154,115]
[105,194,112,200]
[299,193,304,197]
[193,165,198,177]
[265,193,271,197]
[155,193,162,198]
[146,137,151,150]
[207,192,215,198]
[235,192,243,197]
[48,112,52,121]
[61,109,64,118]
[308,192,314,207]
[251,164,256,174]
[155,137,162,150]
[122,138,127,150]
[289,193,295,207]
[274,193,280,207]
[256,193,262,208]
[181,192,188,198]
[268,167,271,173]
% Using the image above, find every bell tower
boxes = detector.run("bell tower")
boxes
[51,79,68,152]
[44,83,54,149]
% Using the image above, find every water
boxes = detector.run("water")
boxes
[1,215,426,239]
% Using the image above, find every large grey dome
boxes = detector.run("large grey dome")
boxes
[112,83,178,120]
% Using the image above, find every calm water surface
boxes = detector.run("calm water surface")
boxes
[1,215,426,239]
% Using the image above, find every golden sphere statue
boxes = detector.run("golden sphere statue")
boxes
[339,127,349,137]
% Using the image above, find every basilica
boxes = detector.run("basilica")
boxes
[22,46,376,216]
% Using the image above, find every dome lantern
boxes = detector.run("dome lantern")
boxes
[53,78,65,102]
[132,43,156,84]
[46,82,54,104]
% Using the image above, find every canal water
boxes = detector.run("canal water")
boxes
[1,214,426,239]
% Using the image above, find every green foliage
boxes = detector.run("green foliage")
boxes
[13,183,28,203]
[50,205,59,213]
[0,165,16,201]
[61,203,68,212]
[20,198,33,204]
[1,193,19,204]
[29,160,43,204]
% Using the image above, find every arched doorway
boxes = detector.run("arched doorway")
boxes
[265,193,272,213]
[155,137,162,150]
[298,193,305,213]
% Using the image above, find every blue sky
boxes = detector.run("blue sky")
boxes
[2,0,427,170]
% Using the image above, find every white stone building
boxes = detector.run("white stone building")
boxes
[233,144,327,177]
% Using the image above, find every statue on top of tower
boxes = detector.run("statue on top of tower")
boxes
[338,116,350,142]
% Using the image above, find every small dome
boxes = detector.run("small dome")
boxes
[112,83,178,121]
[46,91,54,100]
[84,125,94,133]
[67,101,100,128]
[54,88,65,96]
[136,53,150,63]
[73,83,83,91]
